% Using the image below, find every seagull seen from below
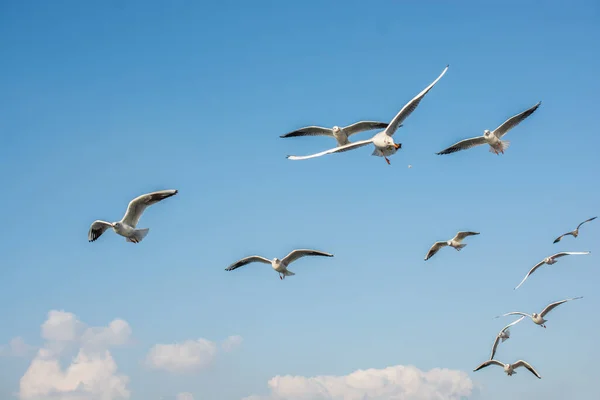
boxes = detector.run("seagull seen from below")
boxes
[473,359,541,379]
[489,316,525,360]
[88,189,178,243]
[436,101,541,155]
[424,231,479,261]
[287,64,449,165]
[225,249,334,280]
[497,297,583,328]
[553,217,597,243]
[280,121,390,147]
[514,251,591,290]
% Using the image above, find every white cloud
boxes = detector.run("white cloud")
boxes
[244,364,474,400]
[221,335,243,352]
[18,310,132,400]
[176,393,194,400]
[0,337,36,357]
[145,339,218,373]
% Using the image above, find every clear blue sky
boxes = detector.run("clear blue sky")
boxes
[1,1,599,399]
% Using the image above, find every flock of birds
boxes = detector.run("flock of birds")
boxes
[86,64,596,381]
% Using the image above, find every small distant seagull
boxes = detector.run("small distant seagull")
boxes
[280,121,391,147]
[489,316,525,360]
[407,164,412,168]
[225,249,334,280]
[436,102,541,155]
[287,65,449,165]
[424,231,480,261]
[553,217,597,243]
[514,251,591,290]
[497,297,583,328]
[473,359,541,379]
[88,189,178,243]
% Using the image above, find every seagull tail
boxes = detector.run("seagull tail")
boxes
[126,228,149,243]
[489,140,510,153]
[455,243,467,250]
[283,270,295,277]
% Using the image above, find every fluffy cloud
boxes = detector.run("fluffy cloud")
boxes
[18,310,132,400]
[221,335,243,352]
[145,339,218,373]
[244,364,474,400]
[176,393,194,400]
[0,337,36,357]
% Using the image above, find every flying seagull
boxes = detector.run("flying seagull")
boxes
[225,249,334,280]
[424,231,479,261]
[280,121,391,147]
[473,359,541,379]
[287,65,449,165]
[436,101,541,155]
[497,297,583,328]
[514,251,591,290]
[489,316,525,360]
[553,217,597,243]
[88,189,178,243]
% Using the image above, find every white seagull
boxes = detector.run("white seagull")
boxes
[436,101,541,155]
[497,297,583,328]
[280,121,391,147]
[553,216,597,243]
[489,316,525,360]
[473,359,541,379]
[225,249,334,280]
[514,251,591,290]
[287,65,449,165]
[424,231,480,261]
[88,189,178,243]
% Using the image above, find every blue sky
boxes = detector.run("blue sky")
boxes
[1,0,599,399]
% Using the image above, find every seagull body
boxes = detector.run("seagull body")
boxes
[424,231,480,260]
[88,189,178,243]
[436,102,541,155]
[514,251,591,290]
[287,65,449,165]
[489,316,525,360]
[553,217,597,243]
[225,249,334,280]
[280,121,390,147]
[498,297,583,328]
[473,359,541,379]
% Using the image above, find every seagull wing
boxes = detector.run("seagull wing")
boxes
[424,241,447,261]
[436,136,487,155]
[343,121,390,136]
[551,251,591,260]
[88,220,113,242]
[384,65,449,137]
[512,360,542,379]
[489,336,501,361]
[286,139,374,161]
[553,232,574,243]
[225,255,272,271]
[540,297,583,317]
[576,216,597,230]
[488,316,525,360]
[492,102,541,138]
[514,259,546,290]
[473,359,505,372]
[453,231,480,241]
[281,249,334,265]
[121,189,178,228]
[499,311,531,319]
[280,126,334,139]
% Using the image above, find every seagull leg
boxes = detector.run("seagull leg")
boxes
[384,156,391,165]
[279,274,283,280]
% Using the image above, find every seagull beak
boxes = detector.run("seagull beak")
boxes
[394,143,401,150]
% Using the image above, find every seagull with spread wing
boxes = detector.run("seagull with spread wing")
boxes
[424,231,479,261]
[497,297,583,328]
[489,316,525,360]
[286,65,449,165]
[514,252,591,290]
[88,189,178,243]
[280,121,391,147]
[473,359,541,379]
[436,101,541,155]
[225,249,334,280]
[553,217,597,243]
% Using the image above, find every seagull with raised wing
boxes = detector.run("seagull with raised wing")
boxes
[424,231,479,261]
[88,189,178,243]
[473,359,541,379]
[497,297,583,328]
[553,217,597,243]
[514,252,591,290]
[489,316,525,360]
[436,102,541,155]
[225,249,334,280]
[280,121,391,147]
[287,65,449,165]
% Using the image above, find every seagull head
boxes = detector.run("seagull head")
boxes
[113,222,121,229]
[531,312,538,318]
[332,126,341,133]
[483,130,492,138]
